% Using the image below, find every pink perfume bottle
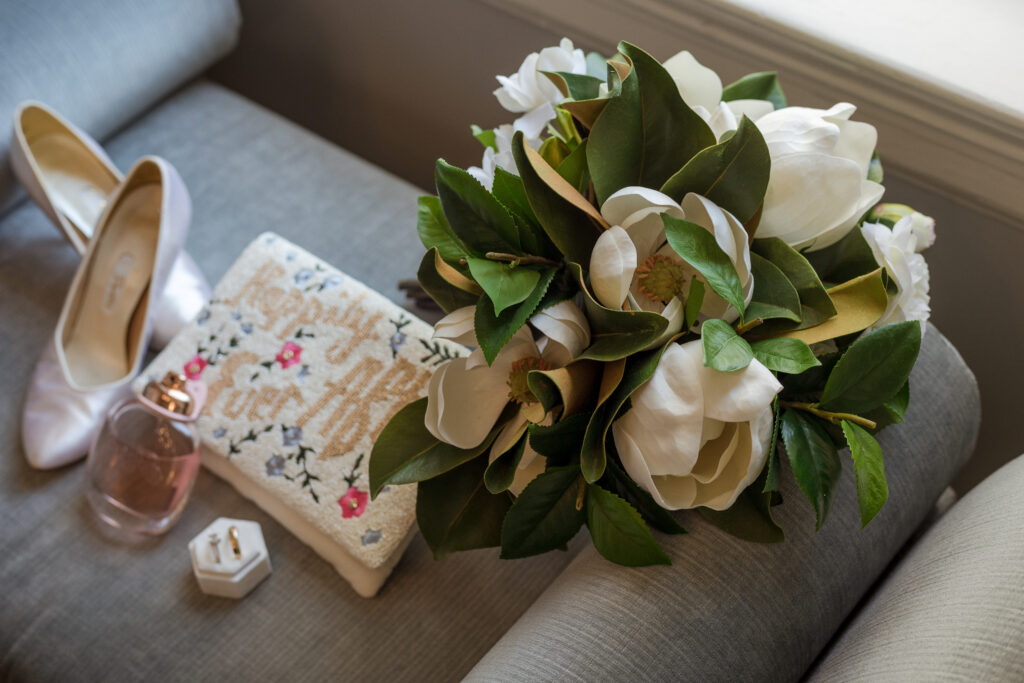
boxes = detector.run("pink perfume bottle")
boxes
[86,372,206,535]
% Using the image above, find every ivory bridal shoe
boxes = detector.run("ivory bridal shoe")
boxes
[22,157,190,469]
[11,101,209,347]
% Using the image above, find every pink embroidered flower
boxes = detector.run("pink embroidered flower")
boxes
[338,487,369,518]
[183,355,208,380]
[276,342,303,369]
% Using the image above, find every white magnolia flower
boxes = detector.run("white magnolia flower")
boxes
[468,124,541,192]
[861,215,931,331]
[425,302,591,492]
[494,38,588,139]
[756,103,885,252]
[661,50,774,139]
[589,187,754,343]
[613,340,782,510]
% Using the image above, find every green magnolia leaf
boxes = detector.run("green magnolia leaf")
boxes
[763,396,782,494]
[417,248,480,313]
[883,380,910,422]
[474,267,558,365]
[435,159,520,255]
[586,484,670,566]
[369,398,489,497]
[700,469,784,543]
[569,263,668,362]
[683,278,705,330]
[663,215,746,319]
[660,116,770,224]
[721,71,787,109]
[804,228,881,284]
[416,196,467,265]
[528,413,589,467]
[511,131,602,265]
[556,139,590,194]
[500,466,586,558]
[841,420,888,527]
[417,456,513,559]
[586,51,608,79]
[782,409,842,530]
[868,152,884,184]
[772,269,887,347]
[470,124,497,150]
[539,136,570,169]
[750,337,820,375]
[701,318,754,372]
[484,431,528,494]
[580,340,673,482]
[818,321,922,415]
[752,238,836,331]
[587,42,715,205]
[604,459,685,534]
[745,253,801,323]
[543,71,604,100]
[491,167,553,258]
[466,257,541,316]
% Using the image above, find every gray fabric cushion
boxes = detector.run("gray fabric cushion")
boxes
[0,0,241,215]
[466,325,980,683]
[0,82,580,681]
[808,454,1024,682]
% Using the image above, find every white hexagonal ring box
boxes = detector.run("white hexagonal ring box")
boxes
[188,517,272,598]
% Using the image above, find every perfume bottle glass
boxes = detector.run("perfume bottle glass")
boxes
[86,373,204,535]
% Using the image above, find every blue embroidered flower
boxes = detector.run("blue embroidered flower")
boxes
[297,365,311,380]
[265,455,286,477]
[231,311,242,321]
[286,251,297,261]
[196,309,211,325]
[361,529,382,546]
[389,332,407,357]
[283,426,303,447]
[321,275,342,290]
[294,269,314,285]
[213,428,227,439]
[240,323,253,335]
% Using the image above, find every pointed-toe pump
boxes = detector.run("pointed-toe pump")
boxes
[11,101,209,347]
[22,157,190,469]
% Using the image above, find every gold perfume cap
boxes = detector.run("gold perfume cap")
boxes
[142,372,193,416]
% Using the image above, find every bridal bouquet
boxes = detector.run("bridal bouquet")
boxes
[369,39,934,566]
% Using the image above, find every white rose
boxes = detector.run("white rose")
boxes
[425,302,591,492]
[614,340,781,510]
[661,50,774,139]
[589,187,754,347]
[468,124,541,191]
[861,215,931,331]
[493,38,587,139]
[755,103,885,251]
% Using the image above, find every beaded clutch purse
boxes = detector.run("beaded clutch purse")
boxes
[137,233,462,596]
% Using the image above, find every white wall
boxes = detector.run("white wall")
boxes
[211,0,1023,492]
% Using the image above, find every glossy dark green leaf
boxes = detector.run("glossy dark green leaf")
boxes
[818,321,922,414]
[417,456,513,559]
[701,318,754,372]
[586,484,670,566]
[465,257,540,316]
[556,139,590,194]
[604,459,685,534]
[369,398,487,497]
[700,469,784,543]
[782,409,842,530]
[511,132,601,265]
[417,248,479,313]
[416,195,467,265]
[745,252,802,323]
[804,228,881,284]
[763,396,782,494]
[659,116,770,224]
[528,413,589,467]
[752,237,836,331]
[683,278,705,330]
[474,267,557,365]
[435,158,520,255]
[500,466,586,558]
[470,124,497,150]
[587,42,715,205]
[750,337,820,375]
[721,71,787,109]
[543,71,604,100]
[581,340,673,482]
[491,168,552,258]
[663,215,746,319]
[484,431,528,494]
[569,263,668,362]
[842,420,888,528]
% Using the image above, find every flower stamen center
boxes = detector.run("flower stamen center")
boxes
[506,356,551,405]
[636,254,687,304]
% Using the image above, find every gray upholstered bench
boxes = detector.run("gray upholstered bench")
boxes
[2,1,1018,681]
